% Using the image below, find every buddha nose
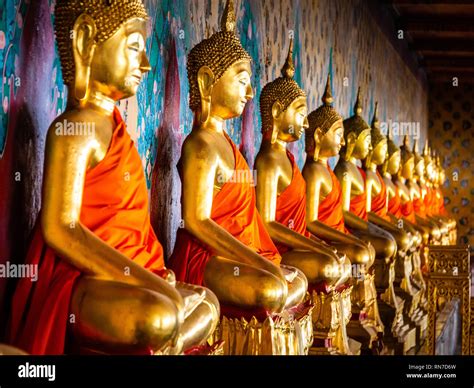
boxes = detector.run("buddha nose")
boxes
[340,135,346,147]
[246,84,254,101]
[303,116,309,129]
[140,53,151,73]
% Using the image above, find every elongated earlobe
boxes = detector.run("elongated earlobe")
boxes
[72,13,97,102]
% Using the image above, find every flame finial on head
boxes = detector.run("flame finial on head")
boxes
[281,38,295,79]
[322,73,334,106]
[221,0,236,33]
[354,87,362,116]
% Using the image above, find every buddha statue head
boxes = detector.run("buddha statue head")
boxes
[259,39,308,144]
[366,102,388,167]
[399,135,415,179]
[423,140,436,183]
[306,74,344,161]
[55,0,151,105]
[412,138,425,180]
[341,87,372,161]
[384,124,401,176]
[187,0,253,125]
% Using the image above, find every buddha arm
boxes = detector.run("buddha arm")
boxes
[181,136,285,282]
[338,168,369,231]
[368,212,399,232]
[41,118,184,313]
[305,165,363,244]
[256,159,335,255]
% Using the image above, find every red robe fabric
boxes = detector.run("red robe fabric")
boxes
[318,164,348,234]
[169,132,281,286]
[274,151,312,254]
[387,186,403,219]
[349,167,368,221]
[370,170,389,220]
[8,108,166,355]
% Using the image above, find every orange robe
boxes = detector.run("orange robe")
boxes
[370,170,389,221]
[169,133,281,286]
[423,187,436,216]
[8,108,166,355]
[435,187,447,216]
[318,164,348,233]
[349,167,368,221]
[274,151,312,254]
[388,186,402,219]
[400,199,416,223]
[413,195,426,218]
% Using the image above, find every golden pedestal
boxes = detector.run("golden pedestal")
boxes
[425,245,471,355]
[210,301,314,355]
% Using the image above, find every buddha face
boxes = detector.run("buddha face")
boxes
[425,159,435,181]
[89,18,150,100]
[209,60,253,120]
[401,157,414,179]
[352,129,371,159]
[275,96,309,142]
[371,139,388,166]
[415,158,425,178]
[387,151,401,175]
[319,119,344,157]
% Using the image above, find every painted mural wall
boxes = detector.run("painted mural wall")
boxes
[0,0,429,329]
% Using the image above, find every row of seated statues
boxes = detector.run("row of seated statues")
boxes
[3,0,457,355]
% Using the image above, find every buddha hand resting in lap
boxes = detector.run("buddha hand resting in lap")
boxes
[169,0,307,322]
[8,0,219,355]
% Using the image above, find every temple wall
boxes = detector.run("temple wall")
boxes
[0,0,429,331]
[428,83,473,255]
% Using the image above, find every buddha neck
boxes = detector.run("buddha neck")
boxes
[66,87,116,116]
[261,131,287,154]
[366,160,378,172]
[194,112,226,135]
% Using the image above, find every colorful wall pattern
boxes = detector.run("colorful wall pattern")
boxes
[0,0,430,328]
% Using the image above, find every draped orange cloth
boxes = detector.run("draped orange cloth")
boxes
[8,108,166,355]
[423,187,436,216]
[274,151,312,254]
[413,195,427,218]
[169,133,281,286]
[387,186,403,218]
[400,199,417,223]
[349,167,368,221]
[435,187,447,216]
[318,164,348,233]
[370,170,389,220]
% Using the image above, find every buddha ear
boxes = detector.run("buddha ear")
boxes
[72,13,97,102]
[197,66,215,123]
[197,66,215,100]
[270,101,283,144]
[344,132,357,161]
[313,127,323,161]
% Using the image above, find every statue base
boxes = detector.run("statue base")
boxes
[210,300,314,355]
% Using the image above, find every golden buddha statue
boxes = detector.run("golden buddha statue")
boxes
[431,153,456,243]
[381,128,426,306]
[364,106,423,350]
[304,76,382,354]
[421,143,455,245]
[254,42,352,354]
[335,89,408,352]
[7,0,219,355]
[407,139,443,245]
[169,0,312,355]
